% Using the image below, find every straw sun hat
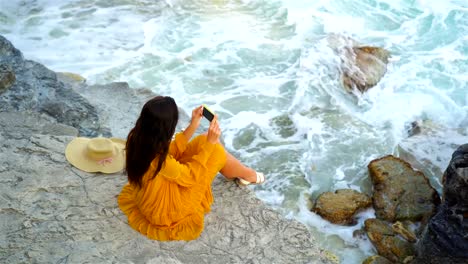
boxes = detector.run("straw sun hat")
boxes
[65,137,126,174]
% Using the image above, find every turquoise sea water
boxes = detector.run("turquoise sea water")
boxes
[1,0,467,263]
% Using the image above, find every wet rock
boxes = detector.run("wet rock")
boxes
[362,255,393,264]
[368,155,440,222]
[341,46,390,92]
[0,35,106,137]
[365,218,415,263]
[270,114,297,138]
[313,189,372,225]
[392,221,417,243]
[326,34,390,92]
[0,63,15,93]
[415,144,468,263]
[405,120,422,137]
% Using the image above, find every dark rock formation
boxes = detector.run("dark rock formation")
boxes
[0,35,107,137]
[368,155,440,222]
[365,218,415,263]
[415,144,468,263]
[313,189,372,225]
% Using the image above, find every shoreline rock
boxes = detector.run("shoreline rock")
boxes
[415,144,468,263]
[368,155,440,223]
[313,189,372,225]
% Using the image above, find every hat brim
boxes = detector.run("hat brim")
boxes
[65,137,126,174]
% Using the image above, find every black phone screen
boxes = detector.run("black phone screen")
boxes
[203,107,214,122]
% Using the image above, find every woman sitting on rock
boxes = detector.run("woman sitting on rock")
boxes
[118,96,265,241]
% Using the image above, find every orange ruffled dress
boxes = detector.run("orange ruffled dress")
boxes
[118,133,227,241]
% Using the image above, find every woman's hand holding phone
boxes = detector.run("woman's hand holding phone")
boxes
[207,115,221,144]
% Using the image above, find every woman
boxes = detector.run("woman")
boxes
[118,96,265,241]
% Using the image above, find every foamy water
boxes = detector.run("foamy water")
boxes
[2,0,467,262]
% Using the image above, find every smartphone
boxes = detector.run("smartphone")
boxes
[202,104,215,122]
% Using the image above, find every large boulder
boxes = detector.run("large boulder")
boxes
[368,155,440,222]
[313,189,372,225]
[364,218,415,263]
[415,144,468,263]
[0,35,107,137]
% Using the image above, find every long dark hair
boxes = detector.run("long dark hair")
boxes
[125,96,179,187]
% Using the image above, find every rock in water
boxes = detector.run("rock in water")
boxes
[415,144,468,263]
[364,218,415,263]
[313,189,372,225]
[341,46,390,93]
[368,155,440,222]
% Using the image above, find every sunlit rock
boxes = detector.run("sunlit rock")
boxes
[57,72,86,83]
[313,189,372,225]
[391,221,417,243]
[341,46,390,92]
[362,255,393,264]
[326,34,390,93]
[365,218,415,263]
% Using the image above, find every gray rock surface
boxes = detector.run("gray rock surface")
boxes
[0,35,107,137]
[57,73,191,139]
[0,111,328,264]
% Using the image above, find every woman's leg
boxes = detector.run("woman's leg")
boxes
[182,134,258,183]
[220,151,257,183]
